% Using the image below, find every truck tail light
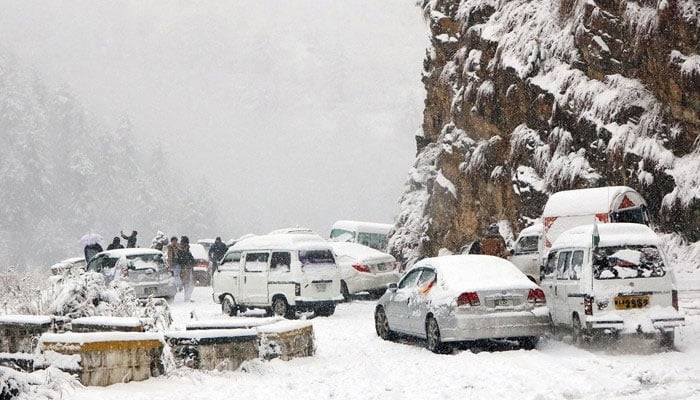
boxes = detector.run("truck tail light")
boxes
[457,292,480,307]
[352,264,370,273]
[527,288,546,305]
[584,296,594,316]
[672,289,678,311]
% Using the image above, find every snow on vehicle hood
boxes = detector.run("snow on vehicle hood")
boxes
[328,242,395,263]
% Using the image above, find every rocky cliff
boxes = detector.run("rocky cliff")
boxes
[390,0,699,265]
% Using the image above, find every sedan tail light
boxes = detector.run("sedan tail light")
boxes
[457,292,480,307]
[527,288,546,305]
[672,289,678,311]
[352,263,370,273]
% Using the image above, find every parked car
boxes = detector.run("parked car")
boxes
[542,186,649,258]
[375,255,551,353]
[197,239,215,253]
[511,223,543,283]
[189,243,211,286]
[328,242,400,300]
[86,248,177,301]
[50,257,86,276]
[329,220,393,251]
[541,223,684,347]
[211,234,344,318]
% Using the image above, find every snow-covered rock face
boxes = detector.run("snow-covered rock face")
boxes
[390,0,699,262]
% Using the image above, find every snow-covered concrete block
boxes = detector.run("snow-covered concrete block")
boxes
[70,316,145,333]
[39,332,164,386]
[0,315,54,353]
[165,329,258,371]
[184,316,282,331]
[256,321,315,361]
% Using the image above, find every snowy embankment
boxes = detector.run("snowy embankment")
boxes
[71,287,700,400]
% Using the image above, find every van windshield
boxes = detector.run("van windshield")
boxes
[593,245,666,280]
[330,229,355,242]
[299,250,335,265]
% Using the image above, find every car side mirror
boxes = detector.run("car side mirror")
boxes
[387,283,398,292]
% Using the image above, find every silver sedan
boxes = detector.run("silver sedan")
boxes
[374,255,551,353]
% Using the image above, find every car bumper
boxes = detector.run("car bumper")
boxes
[585,311,685,334]
[346,272,401,294]
[440,307,551,342]
[293,297,344,309]
[130,280,177,299]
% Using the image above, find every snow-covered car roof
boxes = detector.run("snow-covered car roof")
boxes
[518,223,543,237]
[551,223,659,250]
[414,255,536,292]
[189,243,208,260]
[232,233,331,252]
[268,227,316,235]
[98,248,163,258]
[197,239,215,245]
[328,242,395,263]
[331,220,393,234]
[542,186,645,217]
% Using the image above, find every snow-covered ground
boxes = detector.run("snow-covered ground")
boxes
[65,287,700,400]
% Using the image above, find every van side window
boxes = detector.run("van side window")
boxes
[244,252,269,272]
[543,252,557,278]
[398,269,422,289]
[270,252,291,272]
[570,250,584,280]
[556,251,571,280]
[220,251,241,270]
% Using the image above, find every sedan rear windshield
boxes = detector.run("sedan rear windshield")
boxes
[299,250,335,265]
[593,245,665,280]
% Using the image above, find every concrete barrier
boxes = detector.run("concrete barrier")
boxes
[256,321,315,361]
[70,316,145,333]
[165,329,258,371]
[39,332,164,386]
[0,315,54,353]
[185,316,282,331]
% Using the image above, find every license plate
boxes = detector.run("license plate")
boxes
[144,287,158,295]
[494,298,512,307]
[314,283,328,291]
[614,295,649,310]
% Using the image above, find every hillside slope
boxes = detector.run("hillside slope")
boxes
[390,0,699,265]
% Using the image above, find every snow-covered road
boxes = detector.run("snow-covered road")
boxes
[71,288,700,400]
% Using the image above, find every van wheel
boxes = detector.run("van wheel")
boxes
[221,295,237,317]
[519,336,539,350]
[340,281,350,302]
[316,304,335,317]
[659,331,675,350]
[426,316,451,354]
[272,297,292,319]
[374,306,394,341]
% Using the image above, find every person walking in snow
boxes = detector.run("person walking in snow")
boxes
[121,230,138,248]
[177,236,196,302]
[83,241,103,263]
[480,223,509,259]
[208,236,228,272]
[106,237,124,250]
[165,236,182,291]
[151,231,168,251]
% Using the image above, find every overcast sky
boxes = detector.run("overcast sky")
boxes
[0,1,426,239]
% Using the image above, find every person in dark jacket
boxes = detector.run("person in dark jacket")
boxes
[208,237,228,268]
[84,242,103,263]
[106,237,124,251]
[481,224,509,258]
[177,236,196,302]
[121,230,138,248]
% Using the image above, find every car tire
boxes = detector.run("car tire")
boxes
[340,281,351,302]
[316,304,336,317]
[221,295,237,317]
[164,296,175,305]
[425,316,451,354]
[272,297,293,319]
[659,331,675,349]
[374,306,395,341]
[519,336,539,350]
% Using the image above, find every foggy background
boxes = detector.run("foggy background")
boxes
[0,0,426,245]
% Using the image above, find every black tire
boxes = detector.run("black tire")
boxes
[374,306,395,340]
[272,296,293,319]
[316,304,336,317]
[164,296,175,305]
[221,295,237,317]
[426,316,451,354]
[340,281,351,302]
[519,336,539,350]
[659,331,675,349]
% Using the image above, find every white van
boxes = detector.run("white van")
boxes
[329,220,393,251]
[211,234,343,318]
[510,223,543,283]
[542,186,649,258]
[541,223,683,346]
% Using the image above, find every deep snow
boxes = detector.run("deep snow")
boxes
[64,287,700,400]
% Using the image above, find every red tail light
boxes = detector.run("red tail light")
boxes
[584,296,594,316]
[352,264,370,273]
[672,289,678,311]
[527,288,546,305]
[457,292,480,307]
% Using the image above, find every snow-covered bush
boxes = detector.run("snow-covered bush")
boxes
[0,366,79,400]
[0,267,52,315]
